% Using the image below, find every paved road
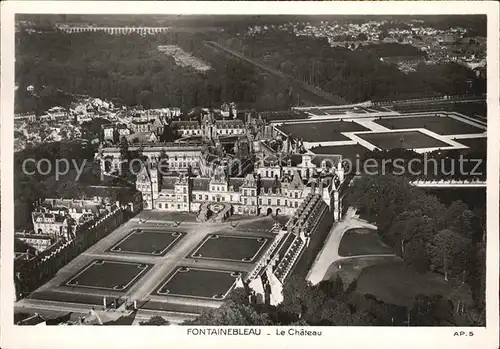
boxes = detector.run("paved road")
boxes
[204,41,347,106]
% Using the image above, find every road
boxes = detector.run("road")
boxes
[204,41,347,106]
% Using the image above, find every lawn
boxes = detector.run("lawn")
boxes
[65,260,152,291]
[324,255,401,289]
[457,137,487,153]
[190,234,268,262]
[394,101,487,118]
[338,228,393,257]
[155,267,240,299]
[108,230,184,256]
[277,120,369,142]
[374,115,484,135]
[355,260,450,306]
[357,130,450,150]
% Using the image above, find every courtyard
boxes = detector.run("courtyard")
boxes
[108,229,185,256]
[154,267,241,300]
[189,234,269,262]
[64,260,152,291]
[277,120,369,142]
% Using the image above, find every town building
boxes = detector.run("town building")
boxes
[31,197,117,239]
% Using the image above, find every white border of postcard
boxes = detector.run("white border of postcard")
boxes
[1,2,499,349]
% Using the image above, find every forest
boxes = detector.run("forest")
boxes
[15,30,295,114]
[223,32,485,103]
[16,26,485,116]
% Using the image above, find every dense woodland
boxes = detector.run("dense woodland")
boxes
[224,32,485,102]
[15,31,294,113]
[346,174,485,321]
[16,25,485,115]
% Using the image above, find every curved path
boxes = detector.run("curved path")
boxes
[306,207,390,285]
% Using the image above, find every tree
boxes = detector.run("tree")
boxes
[184,301,272,326]
[409,294,454,326]
[280,275,309,316]
[449,282,474,318]
[465,242,485,311]
[444,200,474,238]
[140,315,169,326]
[137,90,152,109]
[389,210,437,255]
[119,136,130,177]
[404,194,447,230]
[226,288,250,305]
[347,174,420,234]
[319,299,352,325]
[403,239,430,273]
[428,229,471,280]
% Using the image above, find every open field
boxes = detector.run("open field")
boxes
[155,267,240,300]
[374,115,484,135]
[158,45,211,72]
[277,120,369,142]
[357,130,450,150]
[189,234,269,262]
[338,228,393,257]
[108,230,185,256]
[355,260,450,306]
[324,256,400,289]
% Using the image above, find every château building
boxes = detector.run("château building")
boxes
[136,152,346,221]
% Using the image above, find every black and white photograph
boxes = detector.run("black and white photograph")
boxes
[1,1,499,349]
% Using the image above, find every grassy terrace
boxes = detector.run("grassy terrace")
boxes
[277,120,369,142]
[375,115,484,135]
[65,260,152,291]
[155,267,240,300]
[189,234,269,262]
[108,230,185,256]
[457,137,487,153]
[357,130,450,150]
